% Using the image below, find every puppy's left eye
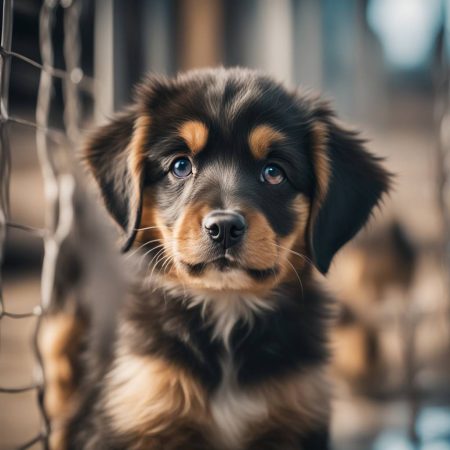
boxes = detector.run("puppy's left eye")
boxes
[171,157,192,178]
[261,163,285,185]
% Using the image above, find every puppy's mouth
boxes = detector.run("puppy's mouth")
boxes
[180,256,278,281]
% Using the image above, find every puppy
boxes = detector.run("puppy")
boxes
[46,67,390,450]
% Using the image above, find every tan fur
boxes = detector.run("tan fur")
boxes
[310,121,331,205]
[163,198,316,292]
[104,352,208,437]
[104,349,329,449]
[134,190,179,282]
[279,195,310,250]
[171,204,285,292]
[173,203,211,265]
[277,195,311,281]
[293,195,311,238]
[128,115,152,180]
[170,204,262,290]
[179,120,209,154]
[259,366,330,430]
[209,357,329,449]
[248,125,286,160]
[135,188,163,244]
[305,121,331,261]
[127,115,152,216]
[243,368,330,447]
[241,209,278,270]
[39,312,85,450]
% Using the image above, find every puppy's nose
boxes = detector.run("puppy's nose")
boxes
[203,210,247,250]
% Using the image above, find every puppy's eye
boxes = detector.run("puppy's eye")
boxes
[261,164,285,185]
[171,157,192,178]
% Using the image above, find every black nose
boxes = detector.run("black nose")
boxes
[203,210,247,250]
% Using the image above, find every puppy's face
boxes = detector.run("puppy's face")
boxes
[141,118,310,291]
[85,68,390,292]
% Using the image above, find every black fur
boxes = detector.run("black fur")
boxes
[66,67,391,450]
[83,109,143,251]
[308,107,390,273]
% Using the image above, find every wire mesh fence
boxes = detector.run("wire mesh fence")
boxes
[0,0,94,447]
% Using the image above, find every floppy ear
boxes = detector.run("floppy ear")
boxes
[83,109,151,252]
[307,113,391,274]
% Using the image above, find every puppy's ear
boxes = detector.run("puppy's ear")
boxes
[307,110,391,274]
[83,109,151,252]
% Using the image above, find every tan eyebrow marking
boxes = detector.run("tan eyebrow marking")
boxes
[178,120,209,154]
[248,125,286,160]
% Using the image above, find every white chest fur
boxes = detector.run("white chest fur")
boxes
[209,354,269,450]
[183,289,274,350]
[182,289,274,448]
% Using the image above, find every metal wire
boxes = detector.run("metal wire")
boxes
[62,0,82,144]
[0,1,13,335]
[0,0,88,448]
[0,47,95,94]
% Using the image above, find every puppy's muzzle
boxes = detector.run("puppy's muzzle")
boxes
[203,210,247,250]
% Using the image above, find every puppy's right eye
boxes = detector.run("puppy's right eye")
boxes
[261,163,285,185]
[171,157,192,178]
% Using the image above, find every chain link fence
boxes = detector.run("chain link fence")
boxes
[0,0,95,448]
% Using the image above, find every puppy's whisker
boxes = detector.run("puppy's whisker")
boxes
[133,225,163,232]
[138,238,177,251]
[284,258,304,298]
[138,244,166,270]
[143,247,165,271]
[132,237,177,255]
[147,246,166,267]
[142,243,166,256]
[154,253,173,276]
[126,239,163,259]
[144,247,167,285]
[271,267,280,285]
[161,254,175,274]
[138,246,162,271]
[129,238,176,263]
[138,239,175,255]
[147,248,168,287]
[150,252,173,287]
[171,262,188,301]
[135,239,179,274]
[272,243,314,268]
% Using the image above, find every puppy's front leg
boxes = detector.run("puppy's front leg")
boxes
[39,310,87,449]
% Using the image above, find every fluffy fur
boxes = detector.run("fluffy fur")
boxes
[42,67,390,450]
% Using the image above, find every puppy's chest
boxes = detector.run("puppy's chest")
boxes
[105,335,328,450]
[104,348,271,449]
[107,296,328,447]
[208,352,269,449]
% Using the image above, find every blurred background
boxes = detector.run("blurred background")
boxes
[1,0,450,448]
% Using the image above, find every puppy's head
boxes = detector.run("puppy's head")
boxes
[85,68,390,292]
